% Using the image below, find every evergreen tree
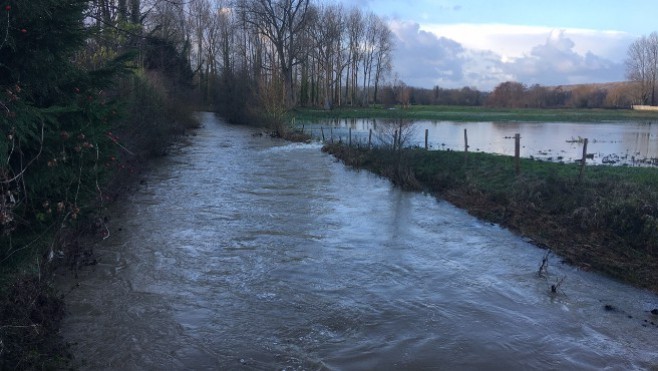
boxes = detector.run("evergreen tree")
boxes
[0,0,120,253]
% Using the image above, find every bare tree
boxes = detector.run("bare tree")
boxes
[485,81,526,108]
[130,0,141,24]
[372,17,393,104]
[345,7,364,106]
[118,0,128,21]
[308,3,344,109]
[188,0,211,77]
[173,0,394,119]
[238,0,311,108]
[625,32,658,105]
[360,12,377,106]
[648,32,658,106]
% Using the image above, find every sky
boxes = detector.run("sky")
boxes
[336,0,658,91]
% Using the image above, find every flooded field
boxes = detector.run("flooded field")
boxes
[308,119,658,166]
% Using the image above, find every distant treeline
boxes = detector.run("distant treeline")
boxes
[401,81,637,109]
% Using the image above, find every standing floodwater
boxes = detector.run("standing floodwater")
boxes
[308,119,658,166]
[58,113,658,369]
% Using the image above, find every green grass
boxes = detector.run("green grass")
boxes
[324,143,658,292]
[294,105,658,123]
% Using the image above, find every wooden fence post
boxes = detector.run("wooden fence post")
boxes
[464,129,469,162]
[368,128,372,149]
[514,133,521,175]
[394,130,398,150]
[579,138,588,180]
[320,126,325,142]
[330,127,334,144]
[425,128,429,150]
[349,127,352,147]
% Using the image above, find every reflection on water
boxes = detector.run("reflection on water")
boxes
[311,118,658,165]
[57,113,658,369]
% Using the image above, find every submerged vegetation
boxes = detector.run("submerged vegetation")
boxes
[323,143,658,293]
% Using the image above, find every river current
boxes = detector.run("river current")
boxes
[57,112,658,370]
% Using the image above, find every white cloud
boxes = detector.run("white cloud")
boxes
[503,30,625,86]
[421,23,631,62]
[389,20,466,88]
[388,21,631,90]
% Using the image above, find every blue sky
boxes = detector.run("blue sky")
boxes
[337,0,658,90]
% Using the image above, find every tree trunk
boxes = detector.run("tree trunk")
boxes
[118,0,127,22]
[283,66,294,109]
[130,0,140,24]
[100,0,111,27]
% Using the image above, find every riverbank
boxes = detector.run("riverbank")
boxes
[295,105,658,122]
[323,143,658,294]
[0,99,199,369]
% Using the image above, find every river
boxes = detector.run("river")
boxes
[57,112,658,370]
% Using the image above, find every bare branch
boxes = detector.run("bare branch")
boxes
[1,121,45,185]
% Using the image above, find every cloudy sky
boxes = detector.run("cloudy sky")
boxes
[336,0,657,91]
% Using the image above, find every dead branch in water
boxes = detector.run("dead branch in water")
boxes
[538,249,551,277]
[551,275,567,294]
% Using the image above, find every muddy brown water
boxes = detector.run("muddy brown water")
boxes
[57,112,658,370]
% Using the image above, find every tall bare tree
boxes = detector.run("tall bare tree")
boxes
[118,0,128,21]
[345,7,364,106]
[308,3,344,109]
[372,17,393,104]
[130,0,141,24]
[238,0,311,107]
[626,32,658,105]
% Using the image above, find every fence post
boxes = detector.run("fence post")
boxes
[394,129,398,150]
[425,129,429,150]
[514,133,521,175]
[330,127,334,144]
[464,129,469,162]
[320,126,325,142]
[368,128,372,149]
[349,127,352,147]
[579,138,588,180]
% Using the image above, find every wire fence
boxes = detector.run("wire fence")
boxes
[298,119,658,169]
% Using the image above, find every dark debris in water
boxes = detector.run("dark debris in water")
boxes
[602,304,658,329]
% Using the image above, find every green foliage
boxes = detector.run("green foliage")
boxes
[0,0,198,368]
[0,0,88,103]
[0,0,137,267]
[143,36,194,88]
[114,70,198,157]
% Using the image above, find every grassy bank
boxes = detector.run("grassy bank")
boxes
[295,105,658,122]
[323,143,658,293]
